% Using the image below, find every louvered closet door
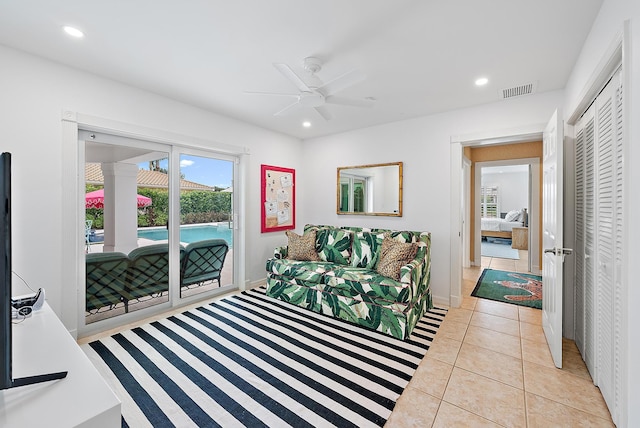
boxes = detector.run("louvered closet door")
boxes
[595,79,615,408]
[573,67,623,424]
[613,69,623,421]
[583,107,596,377]
[594,68,623,416]
[573,112,587,357]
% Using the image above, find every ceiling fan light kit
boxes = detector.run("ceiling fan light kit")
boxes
[246,57,374,121]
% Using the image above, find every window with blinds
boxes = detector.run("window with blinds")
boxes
[480,186,499,218]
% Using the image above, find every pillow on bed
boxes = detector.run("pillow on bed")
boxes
[505,210,521,222]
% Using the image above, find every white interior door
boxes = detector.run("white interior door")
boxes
[542,109,567,368]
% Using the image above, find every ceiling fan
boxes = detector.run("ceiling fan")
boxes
[246,57,374,121]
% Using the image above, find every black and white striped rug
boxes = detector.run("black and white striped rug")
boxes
[82,288,446,427]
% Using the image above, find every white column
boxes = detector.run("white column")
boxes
[101,162,139,253]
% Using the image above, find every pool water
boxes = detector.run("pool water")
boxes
[138,224,233,247]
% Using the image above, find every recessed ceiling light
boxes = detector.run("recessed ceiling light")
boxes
[475,77,489,86]
[302,121,311,128]
[63,26,84,38]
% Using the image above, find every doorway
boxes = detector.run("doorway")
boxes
[464,142,542,275]
[478,163,531,271]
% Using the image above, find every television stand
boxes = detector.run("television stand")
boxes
[10,370,68,388]
[0,303,120,427]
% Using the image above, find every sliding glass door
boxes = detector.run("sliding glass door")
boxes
[83,134,237,329]
[176,151,234,299]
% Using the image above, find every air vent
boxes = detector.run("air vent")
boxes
[499,81,538,99]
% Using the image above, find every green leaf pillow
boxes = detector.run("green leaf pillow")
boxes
[316,228,353,265]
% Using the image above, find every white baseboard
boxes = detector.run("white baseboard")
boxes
[433,294,452,309]
[248,278,267,289]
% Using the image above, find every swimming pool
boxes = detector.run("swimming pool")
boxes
[137,224,233,247]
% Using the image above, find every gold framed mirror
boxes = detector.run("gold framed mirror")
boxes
[336,162,403,216]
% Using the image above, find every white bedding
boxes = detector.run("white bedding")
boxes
[481,218,523,232]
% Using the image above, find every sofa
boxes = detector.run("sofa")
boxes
[265,224,432,340]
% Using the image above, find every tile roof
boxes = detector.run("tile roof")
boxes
[85,163,214,190]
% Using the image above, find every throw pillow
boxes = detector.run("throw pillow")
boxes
[505,210,520,222]
[376,236,418,281]
[286,230,320,261]
[317,228,353,265]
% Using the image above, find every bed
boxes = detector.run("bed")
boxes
[481,209,526,239]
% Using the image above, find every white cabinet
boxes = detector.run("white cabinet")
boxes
[0,303,121,427]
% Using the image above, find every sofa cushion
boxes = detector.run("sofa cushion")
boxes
[286,230,320,261]
[323,266,413,305]
[316,227,353,265]
[266,258,335,283]
[350,231,385,269]
[376,236,419,281]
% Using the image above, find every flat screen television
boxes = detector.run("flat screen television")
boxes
[0,152,11,389]
[0,152,67,390]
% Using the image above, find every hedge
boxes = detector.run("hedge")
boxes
[85,187,232,229]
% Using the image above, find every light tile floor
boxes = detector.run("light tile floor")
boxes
[386,252,614,427]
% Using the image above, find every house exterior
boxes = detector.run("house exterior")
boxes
[0,0,638,425]
[85,162,215,191]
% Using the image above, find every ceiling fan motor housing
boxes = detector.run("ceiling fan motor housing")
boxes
[303,57,322,74]
[298,91,325,107]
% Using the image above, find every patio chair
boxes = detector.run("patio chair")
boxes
[181,239,229,288]
[85,219,93,253]
[126,243,185,302]
[85,252,129,313]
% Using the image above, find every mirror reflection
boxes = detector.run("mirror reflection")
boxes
[337,162,402,216]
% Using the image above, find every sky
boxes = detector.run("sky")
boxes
[138,155,233,188]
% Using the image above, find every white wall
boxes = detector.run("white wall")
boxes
[482,171,529,214]
[0,45,301,333]
[301,90,563,305]
[563,1,640,426]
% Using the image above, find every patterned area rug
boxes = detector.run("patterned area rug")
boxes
[82,287,446,427]
[472,269,542,309]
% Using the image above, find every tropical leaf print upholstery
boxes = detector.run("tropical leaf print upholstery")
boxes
[350,230,416,269]
[316,228,353,265]
[265,224,432,340]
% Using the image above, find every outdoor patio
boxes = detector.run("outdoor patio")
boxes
[85,236,234,324]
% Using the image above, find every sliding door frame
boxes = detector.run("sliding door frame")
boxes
[62,111,248,339]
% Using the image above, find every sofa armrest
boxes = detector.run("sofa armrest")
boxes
[399,242,429,285]
[399,257,423,284]
[274,246,288,259]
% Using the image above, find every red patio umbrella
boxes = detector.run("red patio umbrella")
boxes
[85,189,152,209]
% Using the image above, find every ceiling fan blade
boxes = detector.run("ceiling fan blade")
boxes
[274,100,301,116]
[273,63,311,92]
[244,90,299,98]
[314,105,332,121]
[317,69,366,96]
[325,95,375,108]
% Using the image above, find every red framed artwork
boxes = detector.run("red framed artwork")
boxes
[261,164,295,233]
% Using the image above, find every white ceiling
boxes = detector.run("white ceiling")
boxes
[0,0,603,139]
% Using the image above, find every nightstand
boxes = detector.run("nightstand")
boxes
[512,227,528,250]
